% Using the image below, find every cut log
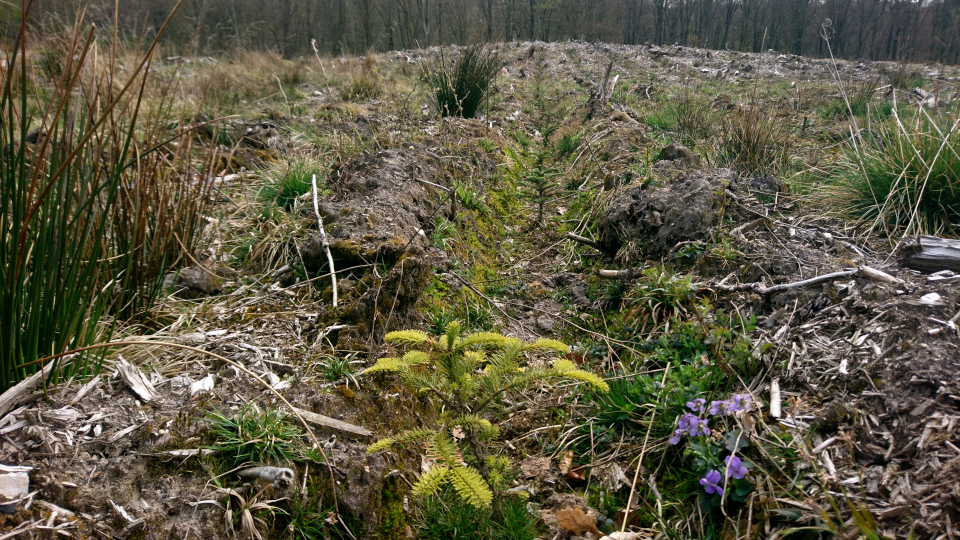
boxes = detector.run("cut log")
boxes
[899,235,960,273]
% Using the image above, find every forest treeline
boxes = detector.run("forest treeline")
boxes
[7,0,960,63]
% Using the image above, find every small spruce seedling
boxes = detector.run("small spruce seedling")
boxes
[522,162,560,225]
[366,322,608,508]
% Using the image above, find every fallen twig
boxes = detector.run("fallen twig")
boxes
[712,266,899,296]
[312,174,338,307]
[290,406,372,438]
[566,232,604,252]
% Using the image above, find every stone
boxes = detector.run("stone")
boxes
[173,266,222,299]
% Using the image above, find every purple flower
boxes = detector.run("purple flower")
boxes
[678,413,710,437]
[686,398,706,414]
[700,470,723,495]
[708,400,725,416]
[720,393,753,415]
[668,429,684,445]
[736,394,752,412]
[725,455,748,480]
[696,418,711,437]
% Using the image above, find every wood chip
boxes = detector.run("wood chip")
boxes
[0,371,45,418]
[44,408,81,426]
[33,500,75,518]
[69,376,100,405]
[116,359,158,403]
[108,424,142,443]
[0,421,27,435]
[770,378,782,419]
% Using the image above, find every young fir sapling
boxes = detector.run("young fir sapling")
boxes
[366,322,609,508]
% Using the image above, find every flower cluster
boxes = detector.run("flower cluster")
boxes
[707,393,751,416]
[698,456,749,496]
[667,392,756,498]
[669,412,711,444]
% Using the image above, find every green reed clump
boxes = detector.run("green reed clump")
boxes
[829,104,960,236]
[0,1,212,391]
[426,44,504,119]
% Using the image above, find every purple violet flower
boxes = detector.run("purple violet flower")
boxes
[708,400,725,416]
[668,429,684,445]
[686,398,706,414]
[725,455,748,480]
[696,418,711,436]
[700,470,723,495]
[678,413,698,435]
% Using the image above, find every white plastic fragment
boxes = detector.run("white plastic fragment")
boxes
[189,374,214,395]
[769,378,782,419]
[0,464,32,512]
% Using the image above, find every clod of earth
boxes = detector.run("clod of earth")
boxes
[597,168,737,260]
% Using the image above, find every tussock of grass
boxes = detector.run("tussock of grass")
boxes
[205,405,305,468]
[829,104,960,236]
[426,44,504,119]
[0,5,213,390]
[716,106,795,175]
[258,158,324,210]
[341,52,381,101]
[646,91,715,147]
[822,76,887,119]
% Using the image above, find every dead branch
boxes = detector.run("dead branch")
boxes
[312,174,338,307]
[712,266,900,296]
[566,232,604,252]
[597,268,644,279]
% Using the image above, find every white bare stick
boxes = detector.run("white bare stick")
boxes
[312,174,338,307]
[770,378,782,419]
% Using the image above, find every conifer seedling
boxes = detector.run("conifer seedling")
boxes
[366,322,609,508]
